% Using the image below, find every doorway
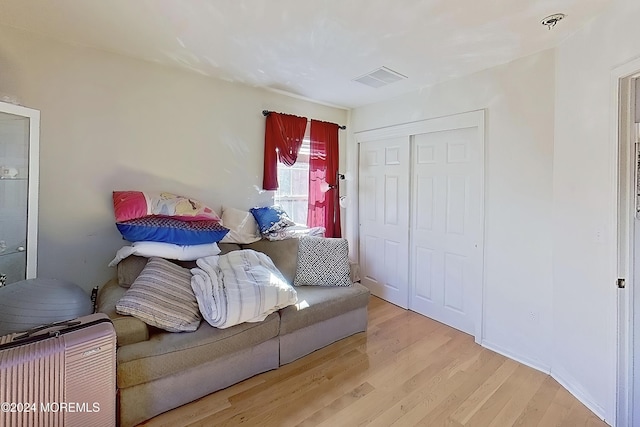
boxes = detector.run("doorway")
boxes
[615,65,640,427]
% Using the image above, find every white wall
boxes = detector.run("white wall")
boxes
[3,3,636,420]
[352,0,640,421]
[0,26,347,292]
[351,50,556,371]
[553,0,640,421]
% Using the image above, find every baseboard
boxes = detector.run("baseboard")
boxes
[551,366,608,422]
[481,340,608,422]
[481,339,551,374]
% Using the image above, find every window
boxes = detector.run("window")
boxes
[274,131,310,225]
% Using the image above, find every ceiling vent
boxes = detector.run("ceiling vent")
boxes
[353,66,408,88]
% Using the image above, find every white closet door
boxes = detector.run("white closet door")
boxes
[358,137,410,308]
[409,127,483,336]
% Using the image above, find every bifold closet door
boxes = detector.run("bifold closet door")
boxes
[358,137,410,308]
[409,127,483,336]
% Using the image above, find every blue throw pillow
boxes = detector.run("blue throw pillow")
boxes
[116,217,229,245]
[250,206,295,234]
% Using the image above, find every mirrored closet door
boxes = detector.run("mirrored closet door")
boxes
[0,101,39,285]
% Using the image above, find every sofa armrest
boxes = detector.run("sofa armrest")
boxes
[97,279,150,346]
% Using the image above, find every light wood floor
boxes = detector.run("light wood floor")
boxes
[140,296,608,427]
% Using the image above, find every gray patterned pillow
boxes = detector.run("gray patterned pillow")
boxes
[116,257,201,332]
[294,236,352,287]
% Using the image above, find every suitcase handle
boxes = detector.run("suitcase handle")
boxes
[13,320,82,341]
[1,316,112,352]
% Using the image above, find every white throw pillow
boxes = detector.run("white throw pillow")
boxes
[220,206,262,244]
[108,241,221,267]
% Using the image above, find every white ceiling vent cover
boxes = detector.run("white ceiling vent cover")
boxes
[353,66,408,88]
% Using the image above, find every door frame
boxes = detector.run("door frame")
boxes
[613,58,640,427]
[0,101,39,280]
[354,109,486,343]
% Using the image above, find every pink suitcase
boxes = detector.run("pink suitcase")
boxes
[0,313,116,427]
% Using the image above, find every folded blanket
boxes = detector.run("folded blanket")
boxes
[191,250,297,329]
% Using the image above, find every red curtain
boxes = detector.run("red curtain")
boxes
[262,112,308,190]
[307,120,341,238]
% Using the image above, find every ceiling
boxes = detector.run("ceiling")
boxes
[0,0,612,108]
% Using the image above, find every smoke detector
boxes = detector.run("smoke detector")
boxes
[353,67,408,88]
[541,13,566,30]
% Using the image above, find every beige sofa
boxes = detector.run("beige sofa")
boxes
[97,239,370,427]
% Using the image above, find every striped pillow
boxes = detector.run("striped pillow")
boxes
[116,257,201,332]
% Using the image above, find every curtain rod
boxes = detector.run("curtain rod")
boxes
[262,110,346,130]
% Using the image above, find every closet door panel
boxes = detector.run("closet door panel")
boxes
[359,137,410,308]
[410,127,482,336]
[413,245,435,301]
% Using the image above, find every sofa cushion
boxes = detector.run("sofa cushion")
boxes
[116,312,280,389]
[216,242,243,255]
[116,243,242,287]
[116,258,201,332]
[241,239,299,285]
[97,279,149,346]
[117,256,149,287]
[279,283,370,335]
[294,236,351,287]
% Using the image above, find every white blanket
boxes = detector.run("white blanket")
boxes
[190,250,297,329]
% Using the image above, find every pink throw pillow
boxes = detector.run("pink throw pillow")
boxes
[113,191,220,222]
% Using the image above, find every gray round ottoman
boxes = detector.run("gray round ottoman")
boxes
[0,278,93,336]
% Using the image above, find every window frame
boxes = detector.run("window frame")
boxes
[274,127,311,225]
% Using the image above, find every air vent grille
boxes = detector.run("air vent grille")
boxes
[353,67,407,88]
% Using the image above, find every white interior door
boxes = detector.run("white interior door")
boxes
[358,137,410,308]
[409,127,483,336]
